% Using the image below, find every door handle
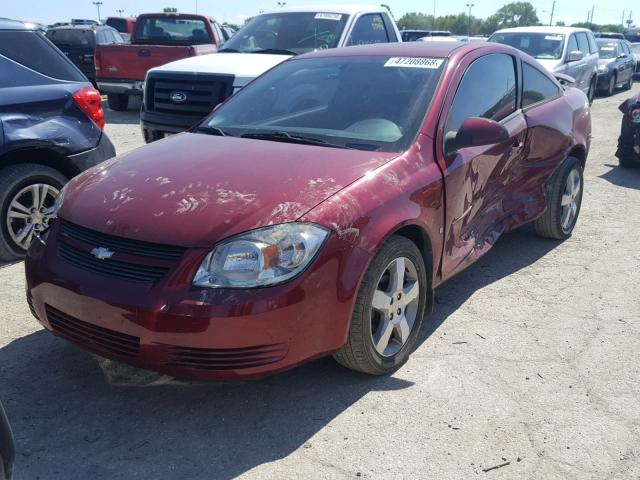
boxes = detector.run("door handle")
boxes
[138,49,151,57]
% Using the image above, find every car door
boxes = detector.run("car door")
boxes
[574,32,592,91]
[621,42,634,82]
[436,52,527,278]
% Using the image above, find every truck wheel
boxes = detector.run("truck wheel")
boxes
[0,164,67,261]
[107,93,129,111]
[533,157,584,240]
[333,236,427,375]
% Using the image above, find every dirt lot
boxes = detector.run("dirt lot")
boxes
[1,86,639,480]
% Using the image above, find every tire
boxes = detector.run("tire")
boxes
[606,74,617,97]
[616,121,640,168]
[533,157,584,240]
[623,74,634,91]
[587,77,596,105]
[107,93,129,111]
[333,236,427,375]
[0,164,67,261]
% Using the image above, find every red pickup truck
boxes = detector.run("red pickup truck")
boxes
[95,13,224,111]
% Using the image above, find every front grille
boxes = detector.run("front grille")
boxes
[58,242,169,284]
[60,220,186,261]
[146,72,234,117]
[46,305,140,359]
[165,343,287,371]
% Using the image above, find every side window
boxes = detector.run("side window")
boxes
[576,32,589,55]
[212,22,225,44]
[566,34,579,57]
[444,54,517,137]
[381,13,398,42]
[346,14,389,46]
[95,30,106,44]
[522,62,561,108]
[586,32,597,54]
[622,43,631,55]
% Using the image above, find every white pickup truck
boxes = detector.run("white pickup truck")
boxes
[140,5,401,142]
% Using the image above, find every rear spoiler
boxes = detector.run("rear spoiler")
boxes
[554,73,575,86]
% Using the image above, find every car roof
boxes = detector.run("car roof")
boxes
[596,38,623,43]
[493,26,592,35]
[48,24,113,31]
[0,17,31,30]
[298,40,481,59]
[263,4,388,15]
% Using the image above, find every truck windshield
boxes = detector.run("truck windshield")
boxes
[135,17,211,44]
[489,32,565,60]
[219,12,349,54]
[201,55,445,152]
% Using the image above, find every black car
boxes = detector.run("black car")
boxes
[616,93,640,168]
[0,401,14,480]
[0,18,116,261]
[596,39,635,95]
[46,25,124,86]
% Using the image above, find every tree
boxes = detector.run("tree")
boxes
[555,21,566,26]
[396,12,433,30]
[222,22,240,31]
[494,2,539,28]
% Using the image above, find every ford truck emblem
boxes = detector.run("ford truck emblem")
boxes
[90,247,114,260]
[170,91,188,103]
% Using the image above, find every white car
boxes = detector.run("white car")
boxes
[141,5,401,142]
[489,26,599,104]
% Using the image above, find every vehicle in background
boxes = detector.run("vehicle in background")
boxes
[71,19,99,26]
[141,5,401,142]
[489,26,599,104]
[96,13,225,111]
[105,16,136,42]
[595,38,635,96]
[419,36,459,42]
[27,41,590,380]
[631,43,640,76]
[0,19,115,261]
[221,25,236,41]
[46,25,124,86]
[616,92,640,167]
[0,401,14,480]
[401,29,429,41]
[594,32,626,41]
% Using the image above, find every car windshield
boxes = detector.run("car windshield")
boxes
[489,32,565,59]
[598,41,618,59]
[631,43,640,55]
[201,55,445,152]
[219,12,349,54]
[135,17,211,44]
[46,28,95,47]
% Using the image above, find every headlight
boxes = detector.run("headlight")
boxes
[193,223,329,288]
[52,183,69,218]
[597,64,609,74]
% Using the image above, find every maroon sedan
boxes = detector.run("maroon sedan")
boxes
[25,42,591,379]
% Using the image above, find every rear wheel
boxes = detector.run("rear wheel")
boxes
[623,74,634,90]
[0,164,67,261]
[533,157,584,240]
[334,236,427,375]
[107,93,129,111]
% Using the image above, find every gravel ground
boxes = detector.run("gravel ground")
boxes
[1,86,639,480]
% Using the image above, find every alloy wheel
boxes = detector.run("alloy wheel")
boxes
[560,169,581,233]
[6,183,59,250]
[370,257,420,357]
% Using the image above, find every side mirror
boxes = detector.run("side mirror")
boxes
[566,50,583,62]
[619,52,627,58]
[443,117,510,157]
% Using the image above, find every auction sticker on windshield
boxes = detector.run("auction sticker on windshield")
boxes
[315,13,342,21]
[384,57,444,69]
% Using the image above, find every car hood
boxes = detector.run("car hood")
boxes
[147,52,291,87]
[61,133,398,247]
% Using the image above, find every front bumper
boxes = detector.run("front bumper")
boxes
[67,132,116,173]
[25,222,369,379]
[96,78,144,95]
[140,109,205,143]
[596,71,613,90]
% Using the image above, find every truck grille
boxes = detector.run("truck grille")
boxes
[146,72,234,117]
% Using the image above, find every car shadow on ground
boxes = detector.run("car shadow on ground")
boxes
[0,230,561,479]
[599,163,640,190]
[102,96,141,125]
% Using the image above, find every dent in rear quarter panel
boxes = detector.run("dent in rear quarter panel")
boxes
[509,88,590,230]
[302,135,445,287]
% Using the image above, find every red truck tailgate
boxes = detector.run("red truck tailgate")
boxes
[96,44,216,81]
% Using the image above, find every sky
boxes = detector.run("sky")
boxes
[1,0,636,28]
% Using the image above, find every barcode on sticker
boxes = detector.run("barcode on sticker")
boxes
[384,57,444,69]
[315,13,342,21]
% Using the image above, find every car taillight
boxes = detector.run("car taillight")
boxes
[72,87,105,130]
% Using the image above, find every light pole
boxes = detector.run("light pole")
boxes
[432,0,436,30]
[92,1,103,22]
[466,3,474,37]
[549,0,556,26]
[116,9,124,17]
[277,2,286,7]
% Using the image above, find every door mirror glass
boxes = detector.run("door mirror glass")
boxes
[619,52,627,58]
[566,50,583,62]
[443,117,510,157]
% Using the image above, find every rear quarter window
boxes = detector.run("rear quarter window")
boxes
[0,31,86,82]
[522,62,561,108]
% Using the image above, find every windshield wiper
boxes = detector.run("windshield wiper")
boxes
[241,131,354,149]
[195,126,231,137]
[251,48,298,56]
[218,47,240,53]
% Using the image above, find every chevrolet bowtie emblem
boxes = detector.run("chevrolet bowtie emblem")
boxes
[90,247,114,260]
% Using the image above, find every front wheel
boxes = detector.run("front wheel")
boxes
[623,74,634,91]
[587,77,596,105]
[533,157,584,240]
[606,75,617,97]
[0,164,67,261]
[107,93,129,111]
[334,236,427,375]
